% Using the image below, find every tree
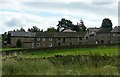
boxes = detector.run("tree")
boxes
[101,18,113,29]
[56,18,86,32]
[2,32,7,45]
[80,20,87,31]
[72,25,81,32]
[20,27,25,32]
[27,26,42,32]
[7,32,11,45]
[16,39,22,48]
[46,27,57,32]
[57,18,74,32]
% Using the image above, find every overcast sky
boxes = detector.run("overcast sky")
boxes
[0,0,118,34]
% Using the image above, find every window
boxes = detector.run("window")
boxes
[42,38,45,41]
[79,42,82,45]
[113,34,116,36]
[49,43,53,47]
[49,38,52,41]
[118,34,120,36]
[37,43,40,47]
[96,41,98,44]
[58,42,61,46]
[101,40,104,44]
[37,38,41,41]
[25,34,28,36]
[70,42,73,45]
[58,38,60,40]
[63,37,65,42]
[86,37,88,39]
[79,37,82,41]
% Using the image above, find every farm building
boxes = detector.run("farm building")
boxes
[34,32,86,48]
[9,31,36,48]
[7,26,120,48]
[96,26,120,44]
[82,26,120,45]
[9,31,86,48]
[110,26,120,44]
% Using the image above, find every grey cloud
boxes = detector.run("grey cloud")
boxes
[21,2,117,16]
[91,2,113,6]
[5,17,26,27]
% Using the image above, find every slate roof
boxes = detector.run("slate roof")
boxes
[8,31,86,38]
[96,28,112,34]
[63,29,76,32]
[35,32,86,38]
[111,26,120,33]
[9,31,36,37]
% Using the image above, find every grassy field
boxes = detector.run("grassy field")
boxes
[20,45,118,58]
[1,48,25,51]
[2,45,119,75]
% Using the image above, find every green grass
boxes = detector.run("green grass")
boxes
[2,45,119,75]
[1,48,26,51]
[2,55,119,75]
[24,45,118,58]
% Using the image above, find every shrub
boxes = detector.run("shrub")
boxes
[16,39,22,48]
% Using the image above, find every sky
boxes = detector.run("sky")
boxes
[0,0,119,34]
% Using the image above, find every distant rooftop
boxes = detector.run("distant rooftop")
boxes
[35,32,86,38]
[9,31,36,37]
[96,28,112,34]
[63,29,76,32]
[111,26,120,33]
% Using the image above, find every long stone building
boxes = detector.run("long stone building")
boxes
[8,26,120,48]
[9,31,86,48]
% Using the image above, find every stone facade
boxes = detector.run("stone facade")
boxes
[96,33,111,44]
[10,36,35,48]
[96,26,120,44]
[88,27,100,34]
[34,32,86,48]
[9,32,36,48]
[9,26,120,48]
[10,32,86,48]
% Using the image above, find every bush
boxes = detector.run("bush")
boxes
[16,39,22,48]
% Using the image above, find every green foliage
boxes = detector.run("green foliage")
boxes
[27,26,43,32]
[57,18,87,32]
[46,27,57,32]
[101,18,113,29]
[3,59,55,75]
[80,20,87,31]
[20,27,25,32]
[28,45,118,58]
[57,18,76,32]
[2,45,118,75]
[57,18,72,30]
[2,32,7,44]
[2,55,118,75]
[16,39,22,48]
[7,32,11,44]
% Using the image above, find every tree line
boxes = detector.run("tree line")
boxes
[2,18,113,47]
[5,18,113,33]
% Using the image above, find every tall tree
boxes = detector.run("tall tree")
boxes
[57,18,74,32]
[2,32,7,45]
[27,26,41,32]
[20,27,25,32]
[46,27,57,32]
[7,32,11,45]
[80,20,87,31]
[101,18,113,29]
